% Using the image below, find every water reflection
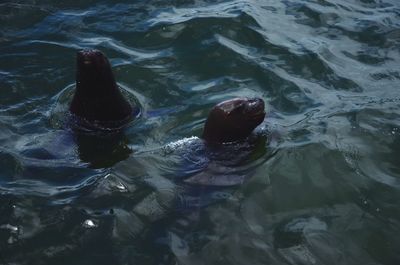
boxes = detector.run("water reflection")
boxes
[75,130,132,169]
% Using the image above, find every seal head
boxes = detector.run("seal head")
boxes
[202,97,265,143]
[69,49,133,127]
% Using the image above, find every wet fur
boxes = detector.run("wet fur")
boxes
[202,98,265,143]
[69,50,133,124]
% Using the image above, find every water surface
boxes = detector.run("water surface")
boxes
[1,0,400,264]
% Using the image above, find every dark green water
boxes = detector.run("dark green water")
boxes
[1,0,400,264]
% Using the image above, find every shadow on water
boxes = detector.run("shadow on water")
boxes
[74,130,132,169]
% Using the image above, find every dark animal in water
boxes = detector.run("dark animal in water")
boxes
[69,49,134,128]
[202,97,265,144]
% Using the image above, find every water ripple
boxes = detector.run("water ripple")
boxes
[1,0,400,264]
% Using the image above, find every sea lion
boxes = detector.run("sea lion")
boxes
[67,49,137,166]
[128,98,267,256]
[202,97,266,144]
[176,97,266,187]
[69,49,135,129]
[154,97,267,188]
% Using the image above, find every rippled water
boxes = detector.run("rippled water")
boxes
[1,0,400,264]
